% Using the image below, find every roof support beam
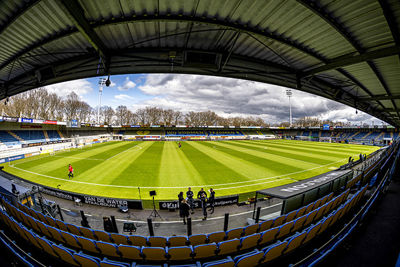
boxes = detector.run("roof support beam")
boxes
[359,94,400,102]
[301,46,400,77]
[57,0,109,72]
[0,0,40,36]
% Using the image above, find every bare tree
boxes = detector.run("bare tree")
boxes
[101,106,115,125]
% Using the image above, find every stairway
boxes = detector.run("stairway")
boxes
[362,131,373,139]
[376,132,385,140]
[348,131,360,139]
[57,130,64,139]
[7,131,24,142]
[43,130,50,142]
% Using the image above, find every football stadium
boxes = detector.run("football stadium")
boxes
[0,1,400,267]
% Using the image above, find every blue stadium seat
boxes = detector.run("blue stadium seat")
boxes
[258,227,278,246]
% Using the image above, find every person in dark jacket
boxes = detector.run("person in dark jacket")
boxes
[208,188,215,214]
[197,188,207,199]
[179,199,190,224]
[199,192,207,220]
[186,187,194,214]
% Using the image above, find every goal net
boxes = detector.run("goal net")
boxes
[319,137,332,143]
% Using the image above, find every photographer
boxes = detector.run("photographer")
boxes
[179,199,190,225]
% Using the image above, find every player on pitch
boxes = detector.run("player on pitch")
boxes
[68,164,74,179]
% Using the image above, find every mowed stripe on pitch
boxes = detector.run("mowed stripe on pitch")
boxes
[188,141,294,179]
[111,141,164,186]
[236,140,348,162]
[180,141,247,184]
[75,141,151,184]
[216,140,331,166]
[158,142,205,187]
[16,141,136,174]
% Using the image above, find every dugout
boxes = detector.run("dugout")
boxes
[253,169,353,217]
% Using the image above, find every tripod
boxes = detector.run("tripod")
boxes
[149,196,161,219]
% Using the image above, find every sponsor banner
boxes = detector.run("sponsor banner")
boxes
[0,116,2,122]
[24,153,33,158]
[7,154,25,162]
[131,125,141,127]
[323,124,330,130]
[2,116,18,122]
[159,195,239,210]
[0,158,6,164]
[57,121,67,125]
[40,187,143,209]
[20,118,33,123]
[33,119,44,124]
[44,120,57,125]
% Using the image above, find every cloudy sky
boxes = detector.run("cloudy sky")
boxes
[45,73,386,125]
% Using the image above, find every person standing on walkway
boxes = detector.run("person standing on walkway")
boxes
[179,199,190,224]
[208,188,215,214]
[186,187,195,214]
[200,192,208,220]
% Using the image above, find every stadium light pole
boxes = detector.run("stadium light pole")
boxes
[98,78,106,124]
[286,89,293,127]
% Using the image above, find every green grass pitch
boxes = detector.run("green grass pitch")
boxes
[2,140,379,200]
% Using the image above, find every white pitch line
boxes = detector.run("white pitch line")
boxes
[114,203,282,224]
[105,144,142,161]
[9,157,347,190]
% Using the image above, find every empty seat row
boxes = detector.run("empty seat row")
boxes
[0,186,365,267]
[0,187,366,267]
[3,190,347,250]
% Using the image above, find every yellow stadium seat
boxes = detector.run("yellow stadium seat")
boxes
[208,231,226,244]
[243,224,259,236]
[168,236,188,247]
[217,238,240,256]
[259,219,273,232]
[76,236,99,254]
[52,244,79,266]
[193,243,218,259]
[128,235,147,246]
[167,246,193,261]
[259,227,279,246]
[142,247,167,261]
[276,221,294,239]
[189,234,207,246]
[226,228,244,240]
[284,231,307,254]
[96,241,120,258]
[110,233,129,245]
[118,244,142,260]
[147,236,168,247]
[239,233,260,251]
[271,215,285,228]
[261,241,288,264]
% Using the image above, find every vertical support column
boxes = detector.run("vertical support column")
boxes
[223,213,229,232]
[187,217,192,236]
[147,218,154,236]
[57,205,64,221]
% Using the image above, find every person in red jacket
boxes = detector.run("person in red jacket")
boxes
[68,164,74,179]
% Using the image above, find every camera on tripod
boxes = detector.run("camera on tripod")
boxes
[149,190,161,219]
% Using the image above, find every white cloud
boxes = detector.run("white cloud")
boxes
[117,77,136,91]
[45,79,93,98]
[134,74,385,125]
[115,94,134,100]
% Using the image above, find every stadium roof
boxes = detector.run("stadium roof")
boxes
[0,0,399,125]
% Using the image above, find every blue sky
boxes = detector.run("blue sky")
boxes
[44,73,386,125]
